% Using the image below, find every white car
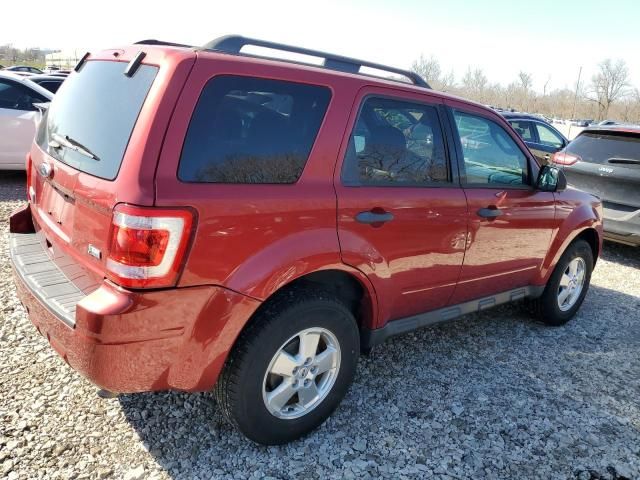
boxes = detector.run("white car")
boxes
[0,72,53,170]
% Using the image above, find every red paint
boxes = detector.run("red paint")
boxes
[10,43,603,393]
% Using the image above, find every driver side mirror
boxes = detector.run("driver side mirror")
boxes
[536,165,567,192]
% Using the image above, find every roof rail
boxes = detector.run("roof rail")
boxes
[135,39,194,48]
[202,35,430,89]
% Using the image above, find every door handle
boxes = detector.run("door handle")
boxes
[477,207,503,218]
[355,210,394,225]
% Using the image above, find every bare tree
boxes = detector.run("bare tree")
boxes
[411,55,455,91]
[518,71,533,91]
[411,54,441,84]
[461,67,488,102]
[409,55,638,122]
[588,59,630,119]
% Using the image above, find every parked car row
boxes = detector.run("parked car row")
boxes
[499,112,569,165]
[0,72,53,170]
[499,111,639,247]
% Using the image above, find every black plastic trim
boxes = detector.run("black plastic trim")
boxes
[360,285,545,349]
[134,39,193,48]
[203,35,430,89]
[74,51,90,72]
[124,51,146,77]
[10,233,86,328]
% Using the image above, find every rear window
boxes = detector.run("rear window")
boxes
[568,131,640,166]
[36,61,158,180]
[178,75,331,184]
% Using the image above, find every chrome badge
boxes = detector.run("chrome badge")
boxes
[598,166,614,175]
[87,244,102,260]
[38,162,53,179]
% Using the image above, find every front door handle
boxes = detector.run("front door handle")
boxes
[355,210,394,225]
[477,207,503,218]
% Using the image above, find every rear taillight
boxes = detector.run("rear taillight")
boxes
[552,151,581,166]
[106,204,194,289]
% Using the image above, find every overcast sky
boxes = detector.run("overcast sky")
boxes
[3,0,639,92]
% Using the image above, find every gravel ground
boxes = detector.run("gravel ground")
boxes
[1,170,639,480]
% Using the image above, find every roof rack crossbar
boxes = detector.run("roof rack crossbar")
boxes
[202,35,430,89]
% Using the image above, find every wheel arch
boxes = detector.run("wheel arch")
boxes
[540,224,601,284]
[246,267,378,332]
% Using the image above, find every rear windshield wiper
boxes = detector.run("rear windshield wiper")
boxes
[50,133,100,161]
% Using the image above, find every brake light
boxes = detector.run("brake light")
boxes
[106,204,194,289]
[552,151,581,166]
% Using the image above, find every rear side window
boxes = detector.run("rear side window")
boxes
[509,120,535,142]
[567,131,640,167]
[36,61,158,180]
[453,111,529,186]
[38,81,62,93]
[178,76,331,184]
[342,96,449,186]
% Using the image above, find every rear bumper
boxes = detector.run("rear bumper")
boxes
[10,205,261,393]
[603,206,640,246]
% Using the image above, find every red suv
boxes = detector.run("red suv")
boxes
[10,36,603,445]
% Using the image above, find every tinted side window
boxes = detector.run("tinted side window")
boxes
[0,80,43,110]
[179,76,331,184]
[342,97,449,186]
[535,123,564,148]
[509,120,535,142]
[38,81,62,93]
[453,111,529,186]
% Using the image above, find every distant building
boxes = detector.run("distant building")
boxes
[45,49,91,68]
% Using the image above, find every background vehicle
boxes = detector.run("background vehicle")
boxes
[501,112,569,164]
[554,126,640,246]
[0,72,52,170]
[3,65,43,75]
[27,74,65,93]
[10,36,602,445]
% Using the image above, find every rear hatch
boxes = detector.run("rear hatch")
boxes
[28,47,195,290]
[559,129,640,216]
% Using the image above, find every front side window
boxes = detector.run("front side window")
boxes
[536,123,564,149]
[453,111,529,186]
[178,76,331,184]
[342,97,449,186]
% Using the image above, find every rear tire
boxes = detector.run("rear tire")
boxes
[532,239,593,326]
[214,287,360,445]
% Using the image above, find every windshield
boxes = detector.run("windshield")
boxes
[36,60,158,180]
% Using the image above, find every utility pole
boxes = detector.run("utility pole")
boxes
[569,66,582,139]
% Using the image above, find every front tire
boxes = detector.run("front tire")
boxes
[215,287,360,445]
[533,239,594,326]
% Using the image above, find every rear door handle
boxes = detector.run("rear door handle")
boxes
[477,207,503,218]
[355,211,394,224]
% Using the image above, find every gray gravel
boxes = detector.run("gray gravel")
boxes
[1,171,639,480]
